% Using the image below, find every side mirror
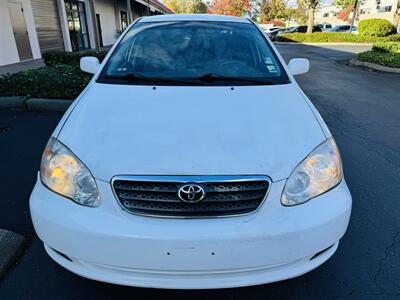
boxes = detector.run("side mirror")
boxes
[80,56,100,74]
[288,58,309,75]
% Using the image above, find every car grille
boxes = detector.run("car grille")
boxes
[112,176,270,217]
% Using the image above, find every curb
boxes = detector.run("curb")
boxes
[0,97,73,112]
[0,229,25,279]
[275,42,373,46]
[26,98,73,112]
[348,58,400,73]
[0,96,27,109]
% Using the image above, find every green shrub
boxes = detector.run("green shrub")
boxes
[372,41,400,54]
[358,50,400,68]
[358,19,395,37]
[276,32,400,43]
[42,50,108,67]
[0,65,91,99]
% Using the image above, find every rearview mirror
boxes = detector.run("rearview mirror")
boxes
[288,58,309,75]
[80,56,100,74]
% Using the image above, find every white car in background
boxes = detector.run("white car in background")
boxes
[329,25,357,33]
[30,14,352,289]
[316,23,332,31]
[264,26,284,33]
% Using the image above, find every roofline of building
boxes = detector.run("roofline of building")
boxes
[150,0,174,14]
[138,13,251,23]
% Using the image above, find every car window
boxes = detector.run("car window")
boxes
[297,26,307,33]
[98,21,289,86]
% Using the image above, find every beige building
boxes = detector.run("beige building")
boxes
[358,0,398,24]
[315,0,398,26]
[314,5,343,26]
[0,0,172,66]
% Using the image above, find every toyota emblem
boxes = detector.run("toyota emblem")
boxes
[178,184,206,203]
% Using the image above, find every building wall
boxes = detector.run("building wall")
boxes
[31,0,64,51]
[358,0,397,22]
[314,5,345,26]
[92,0,170,48]
[95,0,118,46]
[18,0,42,57]
[315,0,398,26]
[2,0,172,65]
[0,0,41,66]
[0,0,20,66]
[358,12,396,22]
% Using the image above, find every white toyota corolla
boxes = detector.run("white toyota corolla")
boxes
[30,14,352,289]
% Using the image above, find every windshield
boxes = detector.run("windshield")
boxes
[98,21,289,86]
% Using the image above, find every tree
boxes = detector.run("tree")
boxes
[164,0,208,14]
[259,0,288,23]
[394,0,400,27]
[298,0,320,33]
[164,0,185,13]
[333,0,356,9]
[337,5,353,21]
[333,0,356,23]
[286,6,308,25]
[211,0,251,16]
[250,0,264,21]
[191,0,208,13]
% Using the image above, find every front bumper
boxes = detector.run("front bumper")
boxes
[30,177,352,289]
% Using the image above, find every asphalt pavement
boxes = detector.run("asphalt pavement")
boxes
[0,44,399,299]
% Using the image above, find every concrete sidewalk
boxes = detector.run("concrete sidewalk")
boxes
[0,59,45,76]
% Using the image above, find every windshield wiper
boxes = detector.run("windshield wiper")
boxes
[101,73,276,85]
[102,73,196,84]
[195,73,276,85]
[103,73,155,81]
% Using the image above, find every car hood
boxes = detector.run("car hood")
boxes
[58,83,326,182]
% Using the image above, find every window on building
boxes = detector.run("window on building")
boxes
[121,11,128,30]
[377,5,392,12]
[65,0,90,51]
[323,13,329,17]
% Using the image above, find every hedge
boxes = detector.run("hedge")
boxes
[0,65,91,99]
[358,19,395,37]
[372,41,400,54]
[42,50,108,67]
[358,51,400,68]
[276,32,400,43]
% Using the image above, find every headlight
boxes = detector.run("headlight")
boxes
[40,137,100,207]
[281,138,343,206]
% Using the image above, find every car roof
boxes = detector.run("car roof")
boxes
[138,14,251,23]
